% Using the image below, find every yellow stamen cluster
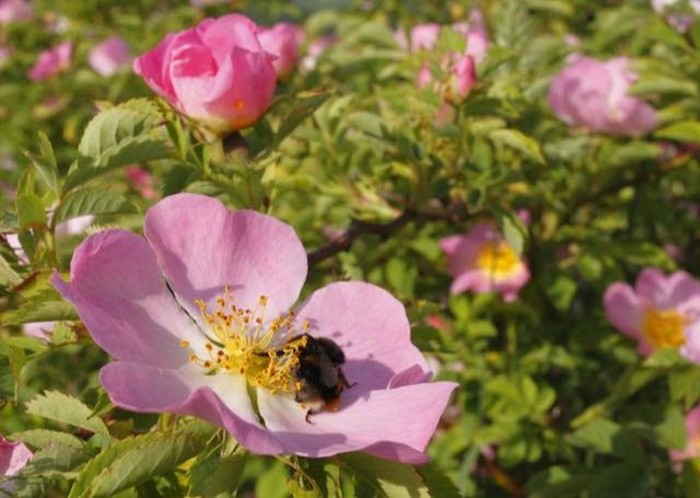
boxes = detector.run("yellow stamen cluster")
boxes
[182,288,310,394]
[476,240,521,279]
[642,308,686,349]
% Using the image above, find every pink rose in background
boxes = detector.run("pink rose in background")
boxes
[89,37,131,77]
[396,11,489,63]
[603,268,700,356]
[440,222,531,302]
[28,41,73,82]
[652,0,700,32]
[0,437,32,492]
[0,45,11,66]
[669,406,700,471]
[258,22,304,78]
[547,56,658,137]
[301,35,336,71]
[125,166,156,199]
[0,0,32,24]
[418,53,477,105]
[133,14,277,135]
[52,193,456,463]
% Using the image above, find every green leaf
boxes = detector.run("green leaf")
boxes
[586,463,648,498]
[70,423,213,498]
[340,453,431,498]
[26,391,110,438]
[525,466,595,498]
[15,194,46,228]
[655,121,700,145]
[0,252,22,287]
[569,418,635,457]
[54,188,137,224]
[4,287,78,325]
[25,132,59,194]
[22,443,94,476]
[271,90,330,149]
[10,429,86,450]
[489,129,545,164]
[188,449,248,497]
[416,461,462,498]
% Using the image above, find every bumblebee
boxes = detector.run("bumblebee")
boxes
[286,333,354,422]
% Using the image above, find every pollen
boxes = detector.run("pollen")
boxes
[642,308,686,349]
[183,289,306,395]
[476,240,521,279]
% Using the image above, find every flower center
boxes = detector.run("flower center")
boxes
[182,288,309,395]
[476,241,520,278]
[642,308,685,349]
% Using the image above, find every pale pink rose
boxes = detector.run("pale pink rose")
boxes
[397,12,489,63]
[28,41,73,82]
[89,37,131,77]
[0,0,31,24]
[301,35,336,71]
[417,53,477,105]
[258,22,304,78]
[52,193,456,463]
[652,0,700,32]
[603,268,700,356]
[125,166,156,199]
[133,14,277,134]
[0,44,11,66]
[547,56,658,137]
[22,321,55,339]
[5,214,93,265]
[669,406,700,471]
[440,222,530,302]
[0,436,32,492]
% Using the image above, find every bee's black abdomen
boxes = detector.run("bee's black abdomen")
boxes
[311,336,346,365]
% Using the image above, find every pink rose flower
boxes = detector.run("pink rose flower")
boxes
[0,44,12,66]
[603,268,700,356]
[133,14,277,134]
[440,222,531,303]
[418,53,477,105]
[0,436,32,492]
[547,56,658,137]
[125,166,156,199]
[258,22,304,78]
[669,406,700,471]
[0,0,31,24]
[28,41,73,82]
[396,12,489,63]
[89,36,131,77]
[51,193,456,463]
[301,35,336,72]
[652,0,700,32]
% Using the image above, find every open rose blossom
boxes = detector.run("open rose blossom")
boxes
[440,222,530,303]
[133,14,277,134]
[547,56,658,137]
[0,437,32,490]
[51,193,456,463]
[0,0,32,24]
[603,268,700,356]
[28,41,73,82]
[258,22,304,78]
[89,36,131,77]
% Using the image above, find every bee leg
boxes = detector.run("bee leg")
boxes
[305,410,315,424]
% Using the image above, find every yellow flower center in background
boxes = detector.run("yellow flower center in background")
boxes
[642,308,685,349]
[476,241,520,279]
[182,289,308,395]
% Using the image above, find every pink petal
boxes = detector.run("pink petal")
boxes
[636,267,675,308]
[0,437,32,476]
[100,362,284,455]
[603,282,643,340]
[144,193,307,320]
[198,13,264,65]
[295,281,429,391]
[257,381,457,461]
[51,229,203,368]
[133,32,179,102]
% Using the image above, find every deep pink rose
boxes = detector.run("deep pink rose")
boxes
[258,22,304,78]
[0,437,32,492]
[89,36,131,77]
[440,222,530,302]
[125,166,156,199]
[418,53,477,105]
[133,14,277,134]
[0,0,31,24]
[603,268,700,356]
[547,56,658,137]
[52,193,456,463]
[28,41,73,82]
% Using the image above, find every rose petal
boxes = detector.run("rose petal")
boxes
[603,282,643,340]
[100,362,285,455]
[144,193,308,320]
[257,381,457,461]
[295,281,429,390]
[51,229,203,368]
